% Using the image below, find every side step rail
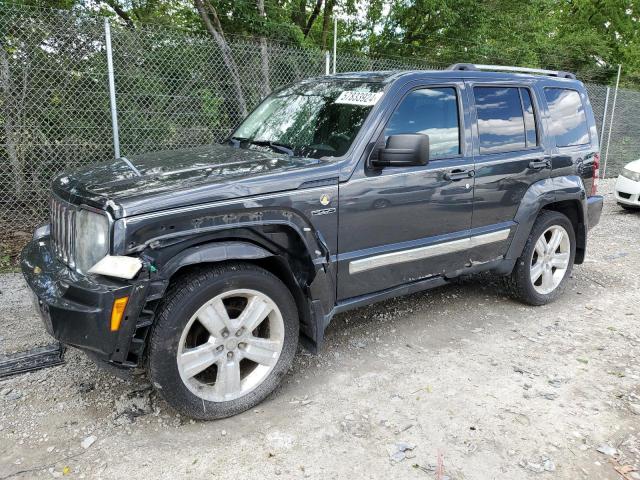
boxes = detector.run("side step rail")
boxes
[0,342,66,378]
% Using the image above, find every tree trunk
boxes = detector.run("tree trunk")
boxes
[292,0,307,29]
[256,0,271,97]
[303,0,323,38]
[321,0,334,50]
[194,0,248,117]
[0,43,23,199]
[102,0,135,28]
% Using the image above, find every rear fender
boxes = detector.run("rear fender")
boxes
[504,175,588,267]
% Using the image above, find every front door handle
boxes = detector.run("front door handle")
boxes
[529,159,551,170]
[444,169,475,181]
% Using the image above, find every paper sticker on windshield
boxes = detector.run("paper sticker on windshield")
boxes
[334,91,383,106]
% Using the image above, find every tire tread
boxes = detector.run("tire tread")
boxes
[500,210,575,306]
[147,262,298,420]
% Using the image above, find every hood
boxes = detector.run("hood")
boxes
[52,144,334,217]
[625,159,640,173]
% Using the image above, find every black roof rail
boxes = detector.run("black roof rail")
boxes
[447,63,577,80]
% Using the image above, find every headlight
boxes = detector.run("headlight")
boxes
[621,168,640,182]
[75,209,110,273]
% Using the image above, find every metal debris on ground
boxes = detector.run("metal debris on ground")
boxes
[387,441,416,462]
[0,342,65,378]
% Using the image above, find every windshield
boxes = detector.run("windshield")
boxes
[230,81,385,159]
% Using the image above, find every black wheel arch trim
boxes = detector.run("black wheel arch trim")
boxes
[158,241,274,279]
[506,175,588,265]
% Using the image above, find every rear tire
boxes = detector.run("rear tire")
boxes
[148,263,298,420]
[500,210,576,306]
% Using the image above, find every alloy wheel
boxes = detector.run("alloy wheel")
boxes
[176,289,285,402]
[529,225,571,295]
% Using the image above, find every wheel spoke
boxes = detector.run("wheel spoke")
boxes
[542,268,555,291]
[551,252,570,269]
[177,288,286,403]
[215,358,241,398]
[238,296,272,332]
[535,237,547,256]
[197,299,231,335]
[178,343,221,379]
[530,262,544,283]
[548,229,564,252]
[242,336,281,366]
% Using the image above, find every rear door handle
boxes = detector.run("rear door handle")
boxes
[529,159,551,170]
[444,169,475,181]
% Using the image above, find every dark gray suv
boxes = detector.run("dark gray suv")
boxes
[22,64,604,419]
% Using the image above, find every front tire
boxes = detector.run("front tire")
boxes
[148,263,298,420]
[501,210,576,306]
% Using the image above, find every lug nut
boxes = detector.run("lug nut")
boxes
[235,327,244,337]
[221,329,229,338]
[217,345,224,351]
[238,342,246,350]
[227,351,234,359]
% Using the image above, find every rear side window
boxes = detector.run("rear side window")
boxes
[544,88,590,147]
[384,87,460,159]
[474,87,538,154]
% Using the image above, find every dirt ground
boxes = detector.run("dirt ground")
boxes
[1,179,639,480]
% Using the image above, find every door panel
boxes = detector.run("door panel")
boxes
[336,82,474,300]
[468,82,551,260]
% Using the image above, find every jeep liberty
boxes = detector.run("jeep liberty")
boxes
[22,64,604,419]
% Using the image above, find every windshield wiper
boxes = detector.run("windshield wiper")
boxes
[248,140,296,157]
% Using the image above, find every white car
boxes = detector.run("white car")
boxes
[615,159,640,210]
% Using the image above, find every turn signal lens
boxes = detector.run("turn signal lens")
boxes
[110,297,129,332]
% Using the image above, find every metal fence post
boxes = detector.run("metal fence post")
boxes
[599,87,610,151]
[325,51,330,75]
[332,17,337,74]
[104,18,121,159]
[603,64,621,178]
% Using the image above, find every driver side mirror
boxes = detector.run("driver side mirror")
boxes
[371,134,430,168]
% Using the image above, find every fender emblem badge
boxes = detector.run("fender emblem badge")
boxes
[319,193,331,206]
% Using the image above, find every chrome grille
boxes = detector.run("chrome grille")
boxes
[50,196,77,268]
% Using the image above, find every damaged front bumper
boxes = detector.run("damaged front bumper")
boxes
[20,236,150,366]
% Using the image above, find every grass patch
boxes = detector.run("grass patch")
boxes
[0,233,28,274]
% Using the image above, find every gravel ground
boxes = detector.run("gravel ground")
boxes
[1,179,639,480]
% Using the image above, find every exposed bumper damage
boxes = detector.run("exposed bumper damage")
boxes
[21,237,149,366]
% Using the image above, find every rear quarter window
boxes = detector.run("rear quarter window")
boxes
[544,88,590,147]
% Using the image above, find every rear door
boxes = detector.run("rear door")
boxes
[467,81,551,260]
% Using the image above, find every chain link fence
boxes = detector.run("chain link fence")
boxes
[1,4,639,255]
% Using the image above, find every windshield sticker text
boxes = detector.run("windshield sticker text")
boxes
[334,91,383,106]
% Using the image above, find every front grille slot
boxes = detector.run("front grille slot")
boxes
[50,197,76,268]
[618,192,632,199]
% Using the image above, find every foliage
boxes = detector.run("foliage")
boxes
[7,0,637,84]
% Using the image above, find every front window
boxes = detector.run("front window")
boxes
[384,87,461,159]
[230,81,385,159]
